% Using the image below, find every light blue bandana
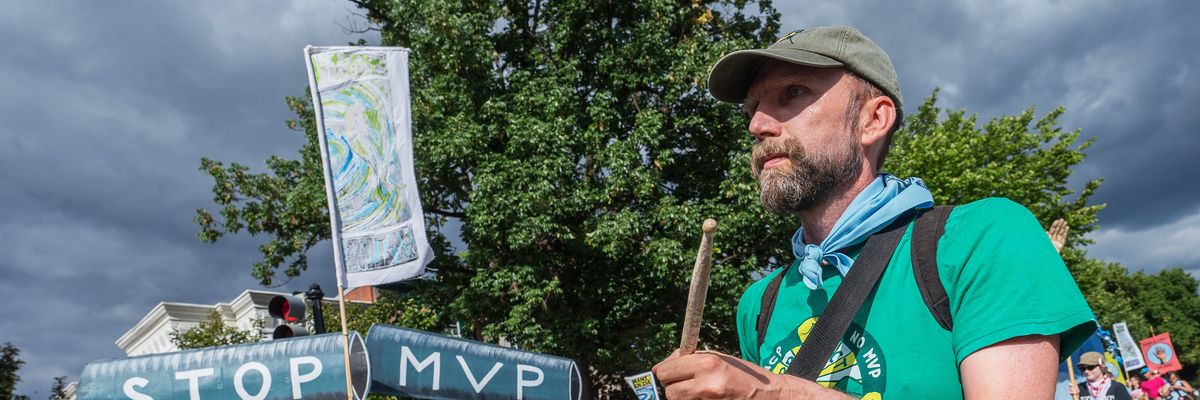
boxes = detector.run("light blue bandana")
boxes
[792,174,935,290]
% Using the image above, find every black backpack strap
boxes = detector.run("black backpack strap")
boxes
[784,219,908,380]
[911,205,955,331]
[756,260,793,349]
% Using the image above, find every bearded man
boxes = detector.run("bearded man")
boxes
[653,26,1096,399]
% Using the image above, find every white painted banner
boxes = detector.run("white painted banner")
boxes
[305,46,432,290]
[1113,322,1146,370]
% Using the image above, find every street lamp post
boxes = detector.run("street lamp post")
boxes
[306,284,326,334]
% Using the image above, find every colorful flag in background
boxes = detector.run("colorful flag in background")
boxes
[1113,322,1146,370]
[305,46,433,290]
[1140,333,1182,373]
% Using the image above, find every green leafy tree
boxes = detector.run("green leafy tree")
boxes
[169,311,262,350]
[321,287,443,336]
[885,90,1103,246]
[1124,268,1200,378]
[47,376,68,400]
[197,0,781,395]
[0,342,24,400]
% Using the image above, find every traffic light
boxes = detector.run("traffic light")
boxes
[268,294,309,339]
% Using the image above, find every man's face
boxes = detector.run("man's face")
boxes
[744,61,864,215]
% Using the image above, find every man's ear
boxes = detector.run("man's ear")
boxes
[858,95,896,149]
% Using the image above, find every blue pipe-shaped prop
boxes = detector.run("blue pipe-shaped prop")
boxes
[77,332,370,400]
[366,324,583,400]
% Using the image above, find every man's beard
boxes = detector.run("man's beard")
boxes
[750,134,863,215]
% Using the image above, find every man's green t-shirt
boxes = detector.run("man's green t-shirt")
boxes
[736,198,1096,399]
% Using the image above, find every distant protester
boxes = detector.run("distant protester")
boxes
[1070,351,1132,400]
[1130,375,1149,400]
[1142,368,1170,400]
[1166,372,1194,400]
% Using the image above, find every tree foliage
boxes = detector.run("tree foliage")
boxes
[1123,268,1200,377]
[320,287,444,336]
[198,0,782,395]
[885,90,1103,247]
[194,93,330,286]
[1074,260,1200,379]
[47,376,68,400]
[169,311,262,350]
[0,342,24,400]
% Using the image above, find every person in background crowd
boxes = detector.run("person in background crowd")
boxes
[1166,372,1194,400]
[1130,375,1149,400]
[1142,368,1170,399]
[1070,352,1132,400]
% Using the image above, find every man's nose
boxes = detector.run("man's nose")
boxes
[748,110,781,141]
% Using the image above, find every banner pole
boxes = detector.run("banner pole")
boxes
[304,45,355,400]
[1067,356,1080,400]
[339,286,353,400]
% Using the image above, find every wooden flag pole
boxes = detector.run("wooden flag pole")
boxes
[1067,356,1080,400]
[338,286,353,400]
[679,219,717,355]
[304,46,355,400]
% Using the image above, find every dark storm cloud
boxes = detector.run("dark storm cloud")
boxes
[778,0,1200,229]
[774,1,1200,272]
[0,1,371,396]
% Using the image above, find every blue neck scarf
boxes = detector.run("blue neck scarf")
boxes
[792,174,935,290]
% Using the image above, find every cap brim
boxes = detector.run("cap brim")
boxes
[707,48,843,103]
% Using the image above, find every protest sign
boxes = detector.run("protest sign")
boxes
[1140,332,1182,373]
[625,371,662,400]
[1113,322,1145,370]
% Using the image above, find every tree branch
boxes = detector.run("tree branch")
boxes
[428,207,467,219]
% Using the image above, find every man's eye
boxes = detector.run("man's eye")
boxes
[786,86,805,98]
[742,100,758,116]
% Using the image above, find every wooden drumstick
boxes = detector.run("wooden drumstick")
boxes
[680,218,718,355]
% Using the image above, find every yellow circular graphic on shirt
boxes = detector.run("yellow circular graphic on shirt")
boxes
[767,317,887,396]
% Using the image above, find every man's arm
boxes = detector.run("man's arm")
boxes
[653,350,855,400]
[960,334,1061,399]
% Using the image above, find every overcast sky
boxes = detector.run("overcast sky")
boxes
[2,0,1197,396]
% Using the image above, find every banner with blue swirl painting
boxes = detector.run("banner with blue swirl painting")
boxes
[304,46,432,290]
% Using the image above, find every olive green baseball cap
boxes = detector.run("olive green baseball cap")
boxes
[708,25,903,113]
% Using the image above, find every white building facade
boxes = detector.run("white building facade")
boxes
[114,290,286,356]
[115,287,376,356]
